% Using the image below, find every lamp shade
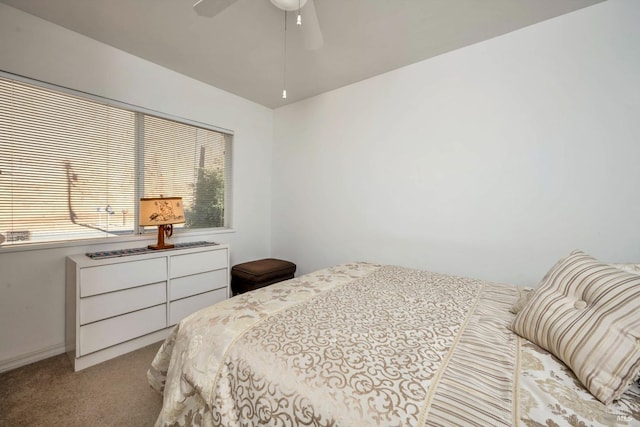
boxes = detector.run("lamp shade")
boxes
[139,197,185,226]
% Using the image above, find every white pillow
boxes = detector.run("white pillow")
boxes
[611,263,640,275]
[509,287,534,315]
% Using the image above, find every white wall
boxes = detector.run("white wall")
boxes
[0,4,273,370]
[272,0,640,286]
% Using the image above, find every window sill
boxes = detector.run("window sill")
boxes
[0,228,236,254]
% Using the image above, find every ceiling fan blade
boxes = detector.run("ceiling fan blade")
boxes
[301,0,323,50]
[193,0,238,18]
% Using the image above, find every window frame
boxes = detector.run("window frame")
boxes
[0,71,235,252]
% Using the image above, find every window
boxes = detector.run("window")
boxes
[0,74,232,246]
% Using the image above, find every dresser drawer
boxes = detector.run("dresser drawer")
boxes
[170,248,227,278]
[170,269,227,301]
[80,282,166,325]
[78,305,166,356]
[80,257,167,297]
[168,288,227,326]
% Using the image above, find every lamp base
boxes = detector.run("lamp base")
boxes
[147,243,175,250]
[147,224,174,250]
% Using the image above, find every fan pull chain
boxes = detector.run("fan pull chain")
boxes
[297,0,302,25]
[282,10,287,99]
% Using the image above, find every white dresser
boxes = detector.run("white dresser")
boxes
[65,243,229,371]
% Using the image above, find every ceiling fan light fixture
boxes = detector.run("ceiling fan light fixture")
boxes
[270,0,308,12]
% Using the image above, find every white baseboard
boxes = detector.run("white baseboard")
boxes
[0,343,67,374]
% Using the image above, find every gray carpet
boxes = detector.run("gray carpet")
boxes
[0,342,164,427]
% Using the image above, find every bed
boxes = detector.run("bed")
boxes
[148,252,640,426]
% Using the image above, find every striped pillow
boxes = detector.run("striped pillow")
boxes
[511,250,640,404]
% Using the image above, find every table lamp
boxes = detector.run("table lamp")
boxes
[139,197,185,250]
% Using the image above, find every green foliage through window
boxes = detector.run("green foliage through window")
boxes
[186,169,225,228]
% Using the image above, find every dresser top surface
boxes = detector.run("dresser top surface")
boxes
[68,242,229,267]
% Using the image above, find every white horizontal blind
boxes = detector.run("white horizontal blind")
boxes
[0,77,136,244]
[0,75,232,246]
[143,116,229,230]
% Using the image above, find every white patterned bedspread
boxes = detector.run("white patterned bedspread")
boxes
[148,262,640,426]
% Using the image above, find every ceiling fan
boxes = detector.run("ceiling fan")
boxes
[193,0,324,50]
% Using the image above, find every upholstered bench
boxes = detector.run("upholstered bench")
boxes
[231,258,296,295]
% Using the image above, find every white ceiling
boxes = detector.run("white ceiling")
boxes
[1,0,604,109]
